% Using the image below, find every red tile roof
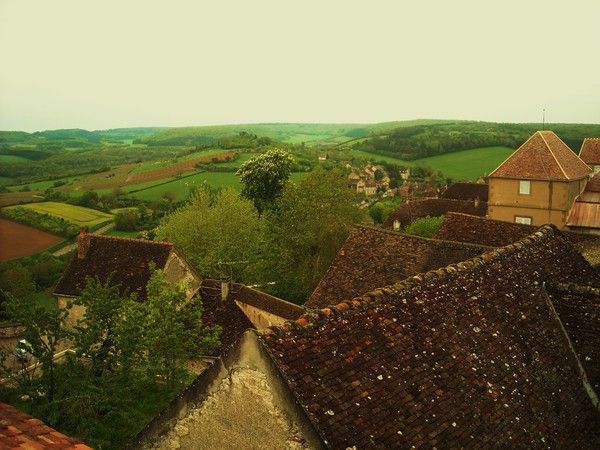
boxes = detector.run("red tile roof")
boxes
[261,226,600,448]
[54,234,173,301]
[383,198,487,229]
[441,182,488,202]
[547,283,600,393]
[436,212,596,247]
[489,131,591,180]
[579,138,600,165]
[0,403,90,449]
[306,226,489,309]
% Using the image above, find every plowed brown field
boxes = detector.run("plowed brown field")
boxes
[0,218,63,260]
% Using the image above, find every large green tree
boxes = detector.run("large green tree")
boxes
[156,188,265,283]
[265,168,364,303]
[236,148,294,213]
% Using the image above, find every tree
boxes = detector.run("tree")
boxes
[264,168,364,302]
[236,148,294,213]
[404,215,445,238]
[156,188,265,283]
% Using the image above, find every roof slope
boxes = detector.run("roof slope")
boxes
[306,226,489,308]
[547,283,600,393]
[382,198,487,229]
[436,212,596,247]
[489,131,591,180]
[0,403,90,449]
[441,182,488,202]
[261,226,600,448]
[579,138,600,165]
[54,235,173,301]
[567,172,600,229]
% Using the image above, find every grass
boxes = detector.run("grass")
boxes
[7,175,79,192]
[9,202,113,227]
[106,229,140,238]
[0,154,29,163]
[32,290,58,311]
[346,146,514,180]
[130,148,232,174]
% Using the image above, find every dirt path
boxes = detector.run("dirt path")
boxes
[52,222,115,256]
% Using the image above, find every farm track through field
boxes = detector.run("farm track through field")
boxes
[52,222,115,256]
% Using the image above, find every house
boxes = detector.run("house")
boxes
[383,198,487,230]
[567,171,600,234]
[0,402,91,449]
[487,131,591,227]
[579,138,600,173]
[441,181,488,202]
[135,226,600,448]
[53,231,201,325]
[306,226,489,309]
[363,180,377,196]
[318,155,327,161]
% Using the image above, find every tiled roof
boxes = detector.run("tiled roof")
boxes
[567,172,600,229]
[306,226,489,309]
[0,403,90,449]
[382,198,487,229]
[547,282,600,393]
[436,212,597,247]
[199,279,304,355]
[261,226,600,448]
[489,131,591,180]
[54,234,173,301]
[579,138,600,165]
[441,182,488,202]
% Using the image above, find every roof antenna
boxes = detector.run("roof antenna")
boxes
[542,108,545,130]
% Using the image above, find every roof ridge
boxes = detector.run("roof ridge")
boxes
[546,281,600,297]
[539,131,569,179]
[267,224,560,336]
[89,234,172,246]
[355,224,493,250]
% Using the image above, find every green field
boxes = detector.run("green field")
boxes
[0,154,29,163]
[105,229,140,238]
[346,146,514,180]
[129,171,307,202]
[9,202,114,227]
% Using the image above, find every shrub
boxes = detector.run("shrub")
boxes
[404,215,445,238]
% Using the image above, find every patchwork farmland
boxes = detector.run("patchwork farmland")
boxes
[7,202,114,228]
[0,218,63,260]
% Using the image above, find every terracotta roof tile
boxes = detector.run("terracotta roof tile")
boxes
[306,226,489,309]
[383,198,487,229]
[441,182,488,202]
[489,131,591,180]
[579,138,600,165]
[0,403,90,449]
[261,226,600,448]
[436,212,597,247]
[53,234,173,301]
[547,282,600,392]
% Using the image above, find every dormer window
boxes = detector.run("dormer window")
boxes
[519,180,531,195]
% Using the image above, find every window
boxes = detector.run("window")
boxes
[519,180,531,195]
[515,216,532,225]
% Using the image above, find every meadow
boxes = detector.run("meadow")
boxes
[8,202,114,227]
[346,146,514,180]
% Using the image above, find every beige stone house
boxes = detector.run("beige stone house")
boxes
[53,231,201,324]
[488,130,591,227]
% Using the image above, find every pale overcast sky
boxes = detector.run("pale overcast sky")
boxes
[0,0,598,131]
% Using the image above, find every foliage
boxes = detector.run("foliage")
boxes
[368,199,401,224]
[237,148,295,212]
[404,215,445,238]
[5,202,113,229]
[1,206,79,237]
[114,210,139,231]
[156,188,265,283]
[264,168,365,303]
[0,270,220,449]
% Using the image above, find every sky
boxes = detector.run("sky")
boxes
[0,0,599,131]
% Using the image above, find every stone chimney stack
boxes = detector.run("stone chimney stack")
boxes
[77,228,90,259]
[221,280,229,302]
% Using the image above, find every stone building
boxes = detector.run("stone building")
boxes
[53,231,201,325]
[487,130,591,227]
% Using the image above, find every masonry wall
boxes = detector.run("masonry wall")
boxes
[163,251,201,300]
[234,301,288,329]
[488,178,586,228]
[57,296,84,328]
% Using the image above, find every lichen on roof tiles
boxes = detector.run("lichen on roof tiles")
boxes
[383,198,487,229]
[261,225,600,448]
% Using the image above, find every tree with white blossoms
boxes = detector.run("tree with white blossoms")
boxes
[236,148,294,213]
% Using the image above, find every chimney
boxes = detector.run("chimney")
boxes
[220,280,229,302]
[77,228,90,259]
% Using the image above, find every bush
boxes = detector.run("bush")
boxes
[404,215,445,238]
[1,207,78,237]
[115,210,139,231]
